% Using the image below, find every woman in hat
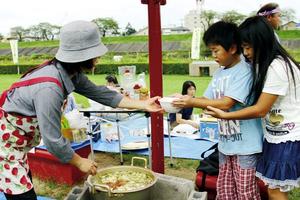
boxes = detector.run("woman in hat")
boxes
[0,20,161,199]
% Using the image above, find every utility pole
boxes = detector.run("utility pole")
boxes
[141,0,166,173]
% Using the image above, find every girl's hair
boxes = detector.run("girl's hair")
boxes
[239,16,300,104]
[53,58,95,74]
[182,80,196,95]
[22,58,95,78]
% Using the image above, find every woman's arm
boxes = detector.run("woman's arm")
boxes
[118,96,162,112]
[205,93,279,120]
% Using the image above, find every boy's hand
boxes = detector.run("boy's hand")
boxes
[172,95,192,108]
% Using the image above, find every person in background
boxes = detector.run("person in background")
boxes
[169,80,198,129]
[205,16,300,200]
[172,21,263,200]
[257,2,281,42]
[0,20,161,200]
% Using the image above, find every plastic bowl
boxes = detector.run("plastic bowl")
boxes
[158,97,181,113]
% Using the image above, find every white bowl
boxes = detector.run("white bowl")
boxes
[158,97,181,113]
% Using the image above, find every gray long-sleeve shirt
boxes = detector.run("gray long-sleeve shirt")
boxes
[3,62,123,163]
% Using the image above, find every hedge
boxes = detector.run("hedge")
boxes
[0,62,190,75]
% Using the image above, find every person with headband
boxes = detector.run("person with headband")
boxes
[257,2,281,42]
[0,20,162,199]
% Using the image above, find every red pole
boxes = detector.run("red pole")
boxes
[142,0,165,173]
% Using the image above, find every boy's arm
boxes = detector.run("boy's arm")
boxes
[172,95,236,110]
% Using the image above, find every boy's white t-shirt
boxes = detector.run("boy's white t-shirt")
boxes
[263,57,300,143]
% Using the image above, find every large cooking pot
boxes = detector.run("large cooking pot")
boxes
[87,157,157,200]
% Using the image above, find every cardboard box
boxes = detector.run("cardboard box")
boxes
[199,118,219,141]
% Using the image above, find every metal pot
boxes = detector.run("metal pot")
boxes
[87,157,157,200]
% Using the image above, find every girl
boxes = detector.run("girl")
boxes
[205,16,300,200]
[169,80,198,129]
[0,20,161,200]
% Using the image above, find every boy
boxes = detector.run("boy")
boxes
[173,21,263,200]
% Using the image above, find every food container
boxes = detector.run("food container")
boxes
[158,97,181,113]
[87,157,157,200]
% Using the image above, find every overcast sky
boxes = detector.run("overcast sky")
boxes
[1,0,299,35]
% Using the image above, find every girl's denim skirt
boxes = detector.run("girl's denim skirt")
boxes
[256,140,300,192]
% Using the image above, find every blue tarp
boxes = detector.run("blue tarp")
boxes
[35,115,216,160]
[92,116,216,160]
[37,139,90,151]
[93,136,215,160]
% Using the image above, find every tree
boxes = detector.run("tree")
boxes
[221,10,246,25]
[248,10,257,17]
[281,8,296,24]
[10,26,26,41]
[200,10,218,31]
[0,33,3,41]
[124,23,136,36]
[36,22,60,40]
[92,18,119,37]
[27,25,42,40]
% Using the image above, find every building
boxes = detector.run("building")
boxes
[134,26,191,36]
[134,27,148,36]
[184,9,201,31]
[162,26,191,35]
[280,21,299,30]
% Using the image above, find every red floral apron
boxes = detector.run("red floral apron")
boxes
[0,77,62,195]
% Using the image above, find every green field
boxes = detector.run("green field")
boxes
[0,34,192,49]
[0,31,299,67]
[0,30,299,49]
[277,30,300,40]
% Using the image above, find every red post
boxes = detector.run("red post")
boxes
[141,0,165,173]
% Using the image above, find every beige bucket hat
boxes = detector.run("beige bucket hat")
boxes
[55,20,108,63]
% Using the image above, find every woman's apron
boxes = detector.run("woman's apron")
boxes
[0,77,62,194]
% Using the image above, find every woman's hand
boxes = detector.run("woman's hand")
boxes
[70,153,98,175]
[204,106,228,119]
[144,96,163,112]
[172,95,192,108]
[77,158,98,175]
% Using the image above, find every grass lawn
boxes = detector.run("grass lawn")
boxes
[0,30,299,49]
[0,34,192,49]
[1,74,300,199]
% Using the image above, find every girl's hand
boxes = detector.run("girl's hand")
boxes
[204,106,227,119]
[172,95,192,108]
[144,96,163,112]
